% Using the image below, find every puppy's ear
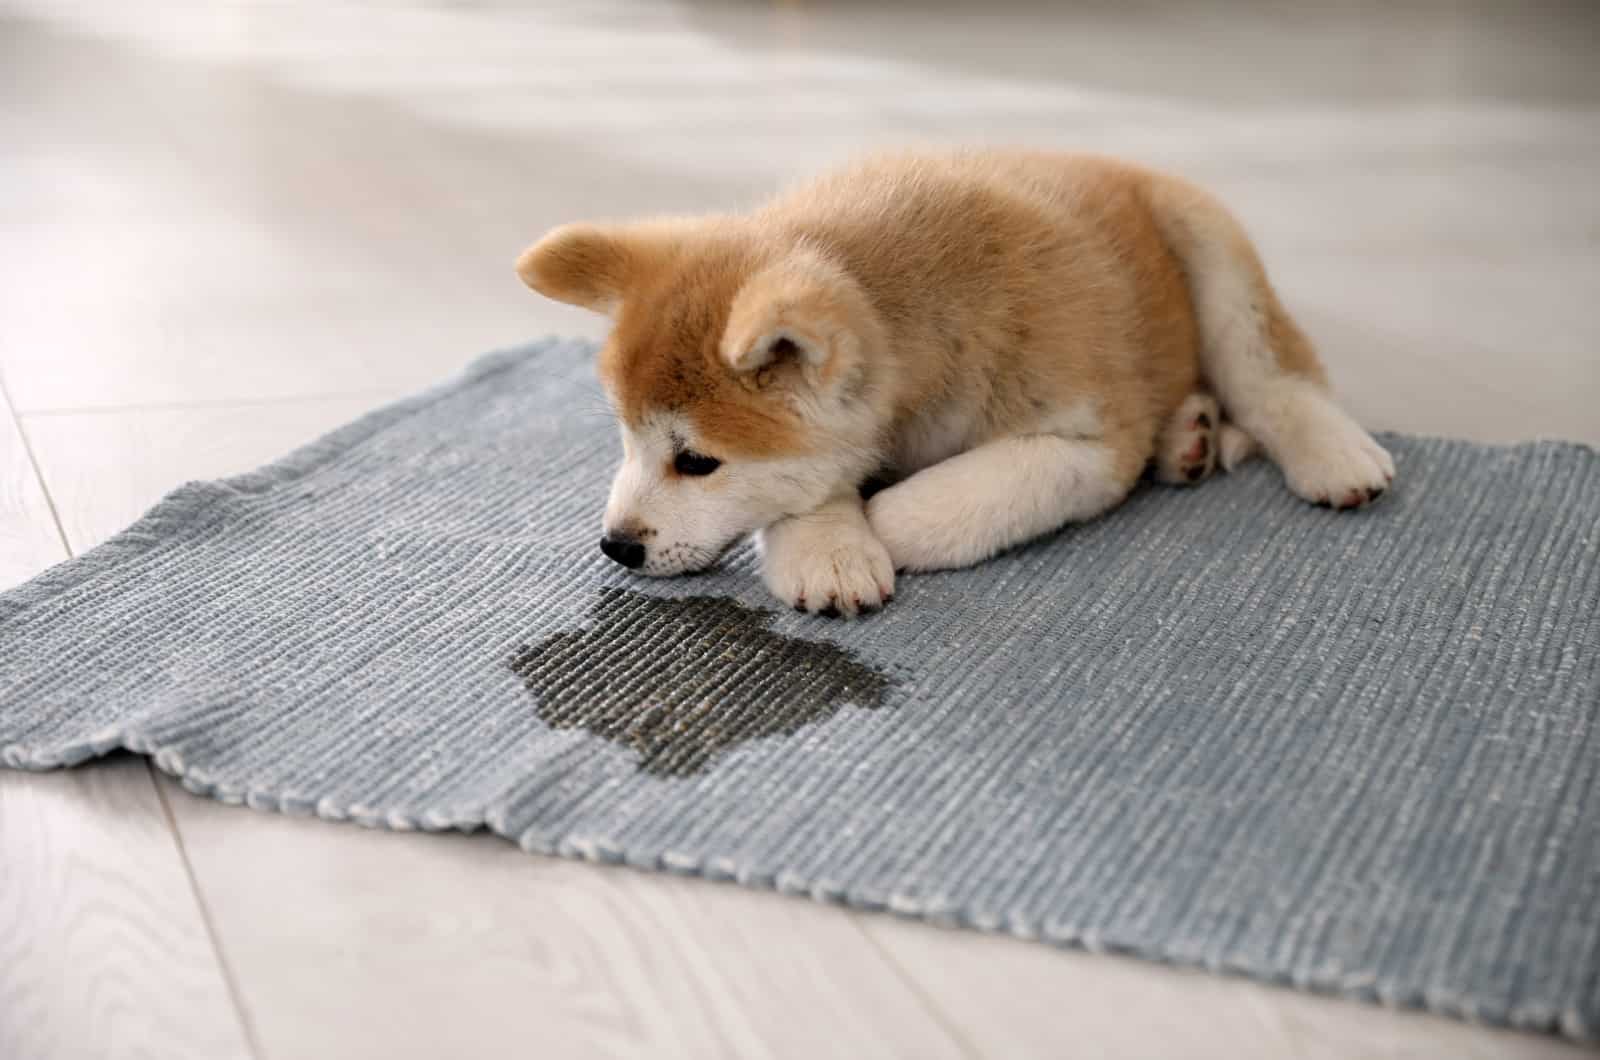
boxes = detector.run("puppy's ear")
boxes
[720,253,881,391]
[515,221,681,315]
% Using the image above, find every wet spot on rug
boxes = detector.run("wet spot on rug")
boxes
[508,588,893,776]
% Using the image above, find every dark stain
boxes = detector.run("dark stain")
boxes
[507,589,894,776]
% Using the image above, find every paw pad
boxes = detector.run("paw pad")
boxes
[1156,392,1224,487]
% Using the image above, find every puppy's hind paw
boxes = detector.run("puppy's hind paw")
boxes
[1155,392,1220,485]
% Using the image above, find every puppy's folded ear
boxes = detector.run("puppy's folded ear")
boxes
[720,252,882,392]
[515,220,686,315]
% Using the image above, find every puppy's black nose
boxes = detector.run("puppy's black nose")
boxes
[599,534,646,570]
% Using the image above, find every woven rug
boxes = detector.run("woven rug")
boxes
[3,338,1597,1040]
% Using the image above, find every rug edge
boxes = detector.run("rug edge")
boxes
[7,722,1591,1046]
[0,337,581,620]
[3,339,1597,1042]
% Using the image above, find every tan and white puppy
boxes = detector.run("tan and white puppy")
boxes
[518,151,1393,616]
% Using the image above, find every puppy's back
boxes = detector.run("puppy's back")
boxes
[757,151,1203,436]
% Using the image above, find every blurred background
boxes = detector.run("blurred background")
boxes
[3,3,1598,1059]
[3,0,1597,445]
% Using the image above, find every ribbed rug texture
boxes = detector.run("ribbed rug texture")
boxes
[3,338,1597,1039]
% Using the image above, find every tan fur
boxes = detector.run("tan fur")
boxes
[1136,171,1330,383]
[518,149,1389,600]
[520,152,1265,474]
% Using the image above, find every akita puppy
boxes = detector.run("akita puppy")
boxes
[518,151,1393,616]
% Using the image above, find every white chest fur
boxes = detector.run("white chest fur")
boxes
[891,403,977,475]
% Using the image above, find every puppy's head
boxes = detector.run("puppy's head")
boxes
[518,220,888,575]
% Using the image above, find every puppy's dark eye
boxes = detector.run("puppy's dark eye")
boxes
[674,450,722,477]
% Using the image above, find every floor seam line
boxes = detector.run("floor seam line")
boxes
[0,373,73,557]
[151,767,271,1060]
[851,915,983,1060]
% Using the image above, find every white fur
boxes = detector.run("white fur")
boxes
[1036,401,1103,441]
[1236,379,1395,502]
[893,401,977,474]
[759,496,895,616]
[1218,422,1259,471]
[605,411,877,577]
[866,433,1128,571]
[1164,209,1394,505]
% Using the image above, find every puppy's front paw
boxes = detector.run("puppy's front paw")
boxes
[760,514,895,618]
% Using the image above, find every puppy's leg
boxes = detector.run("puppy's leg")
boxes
[866,433,1143,572]
[1149,176,1393,509]
[1206,307,1393,508]
[759,494,895,617]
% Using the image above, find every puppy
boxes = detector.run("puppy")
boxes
[517,151,1393,616]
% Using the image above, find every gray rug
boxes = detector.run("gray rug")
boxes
[3,338,1597,1040]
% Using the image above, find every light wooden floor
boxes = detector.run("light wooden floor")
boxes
[2,2,1597,1057]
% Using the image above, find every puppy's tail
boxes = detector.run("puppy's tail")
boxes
[1143,173,1328,431]
[1143,169,1395,508]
